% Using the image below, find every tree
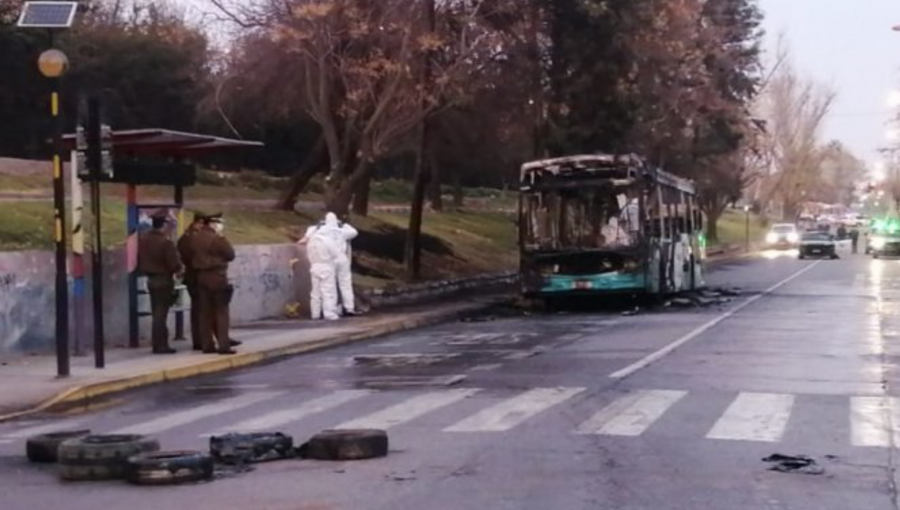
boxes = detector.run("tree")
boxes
[691,0,764,243]
[758,47,835,220]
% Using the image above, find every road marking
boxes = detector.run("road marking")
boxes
[112,392,282,435]
[335,389,479,430]
[706,393,794,442]
[576,390,687,436]
[471,364,503,372]
[851,396,899,447]
[610,261,823,379]
[211,390,370,434]
[4,420,87,439]
[0,439,12,445]
[444,387,585,433]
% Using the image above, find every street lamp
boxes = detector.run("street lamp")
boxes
[18,1,80,378]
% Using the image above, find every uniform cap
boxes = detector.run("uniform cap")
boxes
[150,208,171,220]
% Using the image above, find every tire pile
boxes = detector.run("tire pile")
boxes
[25,428,389,486]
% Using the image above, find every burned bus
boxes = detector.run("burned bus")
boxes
[519,154,705,301]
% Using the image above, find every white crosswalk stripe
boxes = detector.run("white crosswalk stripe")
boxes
[576,390,686,436]
[850,396,900,447]
[335,389,479,430]
[444,387,584,433]
[706,393,794,442]
[211,390,371,435]
[3,420,87,439]
[111,392,283,436]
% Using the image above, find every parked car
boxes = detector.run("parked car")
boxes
[870,233,900,258]
[798,232,838,260]
[766,223,800,249]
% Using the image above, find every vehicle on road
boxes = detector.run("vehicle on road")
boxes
[765,223,800,249]
[797,232,838,260]
[870,232,900,258]
[519,154,704,301]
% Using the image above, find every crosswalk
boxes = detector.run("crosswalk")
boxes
[5,388,900,449]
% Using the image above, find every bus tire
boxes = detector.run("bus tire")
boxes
[26,430,91,463]
[300,429,389,461]
[125,451,215,486]
[58,434,160,481]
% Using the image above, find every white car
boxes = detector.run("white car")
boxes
[766,223,800,249]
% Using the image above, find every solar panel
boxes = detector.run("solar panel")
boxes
[17,1,78,29]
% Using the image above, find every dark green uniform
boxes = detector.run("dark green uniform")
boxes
[178,224,204,350]
[191,225,236,354]
[138,228,183,354]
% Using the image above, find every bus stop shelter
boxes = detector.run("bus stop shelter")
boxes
[63,129,263,355]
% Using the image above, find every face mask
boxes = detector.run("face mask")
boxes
[212,222,225,235]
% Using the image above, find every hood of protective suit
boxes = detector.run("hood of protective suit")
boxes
[324,213,339,228]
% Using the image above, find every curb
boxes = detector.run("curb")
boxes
[0,299,506,423]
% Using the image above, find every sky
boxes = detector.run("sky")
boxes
[759,0,900,169]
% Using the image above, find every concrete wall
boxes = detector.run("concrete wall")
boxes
[0,244,307,354]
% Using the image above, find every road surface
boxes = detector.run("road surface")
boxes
[2,247,899,510]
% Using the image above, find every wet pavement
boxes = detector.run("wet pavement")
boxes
[3,247,900,509]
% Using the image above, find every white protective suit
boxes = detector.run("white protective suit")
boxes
[318,213,359,314]
[302,225,340,320]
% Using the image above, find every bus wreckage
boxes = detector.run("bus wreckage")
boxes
[519,154,706,301]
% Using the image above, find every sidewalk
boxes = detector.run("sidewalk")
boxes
[0,296,506,421]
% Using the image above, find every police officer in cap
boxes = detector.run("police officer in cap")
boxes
[138,209,184,354]
[192,212,238,355]
[178,211,206,351]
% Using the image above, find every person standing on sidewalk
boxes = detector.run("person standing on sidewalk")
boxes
[320,212,359,316]
[850,227,860,254]
[138,209,184,355]
[178,212,205,351]
[298,221,340,320]
[192,213,238,355]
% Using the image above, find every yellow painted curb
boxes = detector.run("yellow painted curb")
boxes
[0,303,490,423]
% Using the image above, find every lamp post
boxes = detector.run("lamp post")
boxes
[38,48,71,377]
[744,204,751,253]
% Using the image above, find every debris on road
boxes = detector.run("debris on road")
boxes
[298,429,389,461]
[621,307,641,316]
[26,429,91,463]
[125,451,215,486]
[762,454,825,475]
[209,432,295,465]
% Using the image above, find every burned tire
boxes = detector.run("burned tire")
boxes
[58,434,160,481]
[209,433,294,465]
[125,451,214,486]
[301,429,388,461]
[26,429,91,463]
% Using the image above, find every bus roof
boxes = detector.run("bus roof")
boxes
[520,154,696,194]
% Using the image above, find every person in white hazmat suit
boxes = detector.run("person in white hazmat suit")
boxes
[298,223,341,320]
[318,212,359,315]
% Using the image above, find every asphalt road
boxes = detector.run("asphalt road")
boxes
[3,245,900,510]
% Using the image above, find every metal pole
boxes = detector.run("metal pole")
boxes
[51,78,70,377]
[91,178,105,367]
[173,184,185,341]
[88,96,106,367]
[127,184,139,348]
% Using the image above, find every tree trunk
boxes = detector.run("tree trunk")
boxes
[404,0,435,282]
[705,209,721,245]
[277,134,327,211]
[352,173,371,217]
[452,172,464,208]
[428,151,443,212]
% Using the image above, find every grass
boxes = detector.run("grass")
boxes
[714,209,768,247]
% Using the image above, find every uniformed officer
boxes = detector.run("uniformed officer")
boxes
[192,213,237,355]
[177,212,205,351]
[138,209,184,354]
